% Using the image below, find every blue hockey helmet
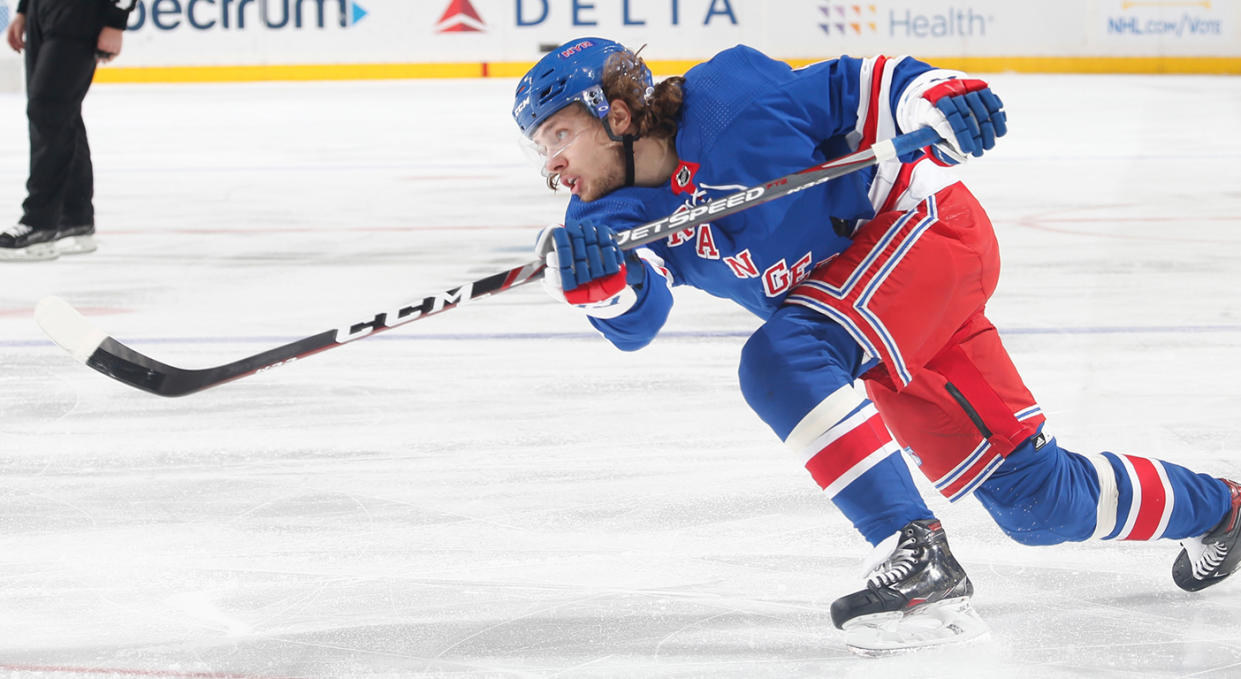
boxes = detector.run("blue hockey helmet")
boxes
[512,37,653,139]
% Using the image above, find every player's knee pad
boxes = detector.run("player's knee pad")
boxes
[738,321,793,408]
[738,308,864,440]
[975,435,1101,546]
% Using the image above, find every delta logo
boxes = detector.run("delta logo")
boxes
[819,3,878,36]
[437,0,487,33]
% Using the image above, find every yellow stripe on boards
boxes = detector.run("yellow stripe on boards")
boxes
[93,62,488,83]
[93,55,1241,84]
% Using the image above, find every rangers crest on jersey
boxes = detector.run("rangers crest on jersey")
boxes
[670,160,700,196]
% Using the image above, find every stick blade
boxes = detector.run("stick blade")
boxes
[35,296,109,364]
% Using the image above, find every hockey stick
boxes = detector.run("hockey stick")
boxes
[35,127,942,397]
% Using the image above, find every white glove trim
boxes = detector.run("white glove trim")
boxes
[542,248,639,319]
[895,68,970,163]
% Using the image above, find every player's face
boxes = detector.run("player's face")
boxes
[530,106,625,202]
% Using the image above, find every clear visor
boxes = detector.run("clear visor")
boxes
[520,115,594,178]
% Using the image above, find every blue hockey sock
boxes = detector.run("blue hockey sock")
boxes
[977,433,1231,545]
[739,305,934,546]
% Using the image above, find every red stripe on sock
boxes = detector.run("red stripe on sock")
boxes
[1125,456,1167,541]
[804,412,892,491]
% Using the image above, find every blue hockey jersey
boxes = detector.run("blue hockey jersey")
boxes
[564,46,958,350]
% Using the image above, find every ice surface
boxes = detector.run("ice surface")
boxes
[0,73,1239,678]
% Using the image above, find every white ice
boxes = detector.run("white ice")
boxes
[1,72,1240,679]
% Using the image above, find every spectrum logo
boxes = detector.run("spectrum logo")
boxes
[819,3,877,35]
[128,0,369,31]
[437,0,486,33]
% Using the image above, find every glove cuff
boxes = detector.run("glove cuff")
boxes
[895,69,970,162]
[579,285,638,319]
[564,263,629,305]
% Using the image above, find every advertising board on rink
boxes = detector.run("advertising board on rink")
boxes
[55,0,1241,81]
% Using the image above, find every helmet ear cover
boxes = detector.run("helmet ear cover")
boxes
[579,84,611,123]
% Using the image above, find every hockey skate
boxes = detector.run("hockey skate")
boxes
[831,519,989,657]
[1173,478,1241,592]
[54,225,98,255]
[0,223,58,261]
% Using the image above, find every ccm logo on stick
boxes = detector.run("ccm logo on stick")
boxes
[335,284,474,343]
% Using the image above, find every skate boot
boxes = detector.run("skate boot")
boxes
[0,223,58,261]
[54,224,97,255]
[831,518,988,656]
[1173,478,1241,592]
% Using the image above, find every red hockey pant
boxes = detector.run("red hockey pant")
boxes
[785,182,1045,500]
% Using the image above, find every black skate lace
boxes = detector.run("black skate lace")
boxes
[3,224,33,238]
[867,538,918,589]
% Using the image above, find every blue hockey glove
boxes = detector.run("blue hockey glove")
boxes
[534,219,646,319]
[900,76,1007,164]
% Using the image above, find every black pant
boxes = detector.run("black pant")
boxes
[21,0,101,230]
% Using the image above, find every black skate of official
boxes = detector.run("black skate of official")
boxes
[54,225,98,256]
[0,223,59,261]
[831,518,988,656]
[1173,478,1241,592]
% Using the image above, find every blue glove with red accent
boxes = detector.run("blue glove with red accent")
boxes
[534,219,646,319]
[899,75,1007,164]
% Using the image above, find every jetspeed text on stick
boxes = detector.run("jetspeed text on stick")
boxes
[616,187,765,248]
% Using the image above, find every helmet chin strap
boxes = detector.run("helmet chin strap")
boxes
[602,117,638,187]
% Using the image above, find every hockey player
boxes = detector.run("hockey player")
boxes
[513,38,1241,655]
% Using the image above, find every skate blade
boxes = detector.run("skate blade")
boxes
[0,242,59,261]
[56,234,97,255]
[842,597,990,657]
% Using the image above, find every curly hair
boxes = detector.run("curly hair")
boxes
[601,50,684,141]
